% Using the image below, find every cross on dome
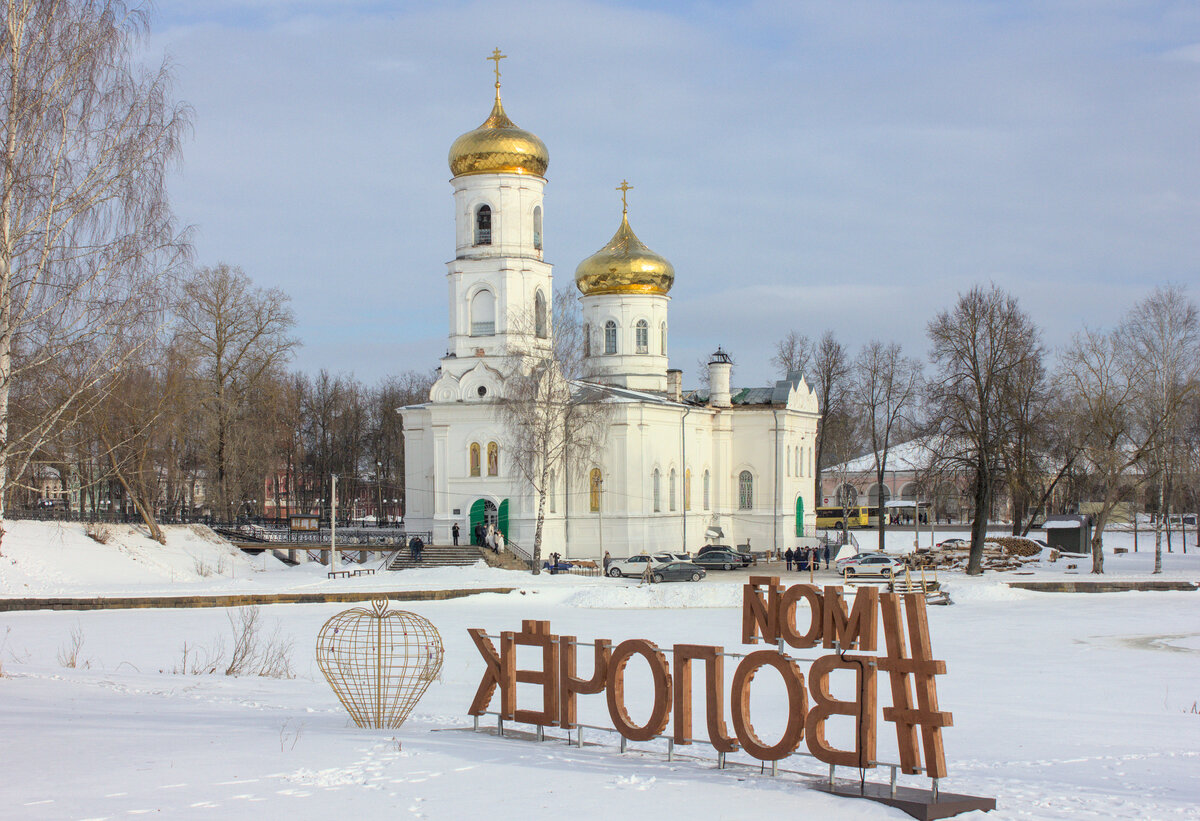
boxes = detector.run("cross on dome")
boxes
[616,180,633,214]
[488,48,506,97]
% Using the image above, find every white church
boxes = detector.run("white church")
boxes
[401,56,820,559]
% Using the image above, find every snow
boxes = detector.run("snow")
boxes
[1043,520,1083,530]
[1,522,1198,820]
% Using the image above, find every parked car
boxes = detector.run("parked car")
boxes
[652,552,692,564]
[692,549,751,570]
[698,544,754,565]
[936,538,968,549]
[840,553,905,577]
[607,554,669,578]
[649,561,706,583]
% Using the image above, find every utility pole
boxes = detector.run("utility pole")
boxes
[330,473,339,575]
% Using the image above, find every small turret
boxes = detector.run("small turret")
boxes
[708,348,732,408]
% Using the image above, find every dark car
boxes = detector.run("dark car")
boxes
[650,561,706,583]
[692,550,750,571]
[698,544,753,566]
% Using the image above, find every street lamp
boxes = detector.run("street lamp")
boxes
[376,460,384,527]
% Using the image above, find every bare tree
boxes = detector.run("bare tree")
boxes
[1121,285,1200,574]
[926,285,1042,575]
[810,331,853,505]
[501,290,609,571]
[0,1,188,546]
[174,264,297,517]
[1058,327,1156,573]
[772,331,812,377]
[851,341,922,550]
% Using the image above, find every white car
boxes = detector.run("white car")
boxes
[607,554,669,578]
[840,553,904,578]
[652,552,692,564]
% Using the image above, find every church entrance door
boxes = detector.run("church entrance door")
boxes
[469,498,498,545]
[498,499,510,539]
[795,496,805,537]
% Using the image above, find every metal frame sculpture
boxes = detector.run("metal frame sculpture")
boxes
[317,597,444,729]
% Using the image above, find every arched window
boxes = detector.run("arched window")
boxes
[660,322,667,356]
[487,442,499,476]
[534,290,548,339]
[469,443,481,477]
[583,323,591,357]
[669,469,677,512]
[589,469,602,513]
[703,470,711,510]
[604,320,617,355]
[474,204,492,245]
[635,320,649,354]
[533,206,542,250]
[471,290,495,336]
[549,470,556,513]
[684,469,692,511]
[652,469,661,512]
[738,470,754,510]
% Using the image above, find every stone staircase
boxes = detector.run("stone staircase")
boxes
[386,543,486,571]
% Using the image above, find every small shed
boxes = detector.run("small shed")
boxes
[1042,514,1093,553]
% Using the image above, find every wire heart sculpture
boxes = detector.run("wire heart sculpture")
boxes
[316,598,444,729]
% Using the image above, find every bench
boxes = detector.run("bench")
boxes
[327,570,352,579]
[352,568,376,577]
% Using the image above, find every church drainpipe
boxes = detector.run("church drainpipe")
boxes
[681,406,691,551]
[772,409,781,557]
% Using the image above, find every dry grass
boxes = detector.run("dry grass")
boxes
[56,624,87,669]
[85,524,111,544]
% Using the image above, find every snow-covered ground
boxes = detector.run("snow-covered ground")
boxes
[0,522,1198,819]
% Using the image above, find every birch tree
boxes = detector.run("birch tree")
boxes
[1121,285,1200,574]
[0,0,188,546]
[501,290,609,572]
[852,340,922,550]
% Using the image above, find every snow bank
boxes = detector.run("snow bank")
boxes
[563,580,744,609]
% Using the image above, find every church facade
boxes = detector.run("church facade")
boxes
[401,60,820,559]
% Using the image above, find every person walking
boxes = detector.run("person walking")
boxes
[603,551,612,573]
[452,522,460,546]
[410,535,423,562]
[474,522,484,547]
[823,543,831,569]
[784,546,794,571]
[495,529,505,553]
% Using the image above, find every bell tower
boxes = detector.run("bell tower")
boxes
[439,50,553,391]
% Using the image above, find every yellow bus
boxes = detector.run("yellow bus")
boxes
[816,506,870,529]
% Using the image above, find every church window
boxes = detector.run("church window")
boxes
[535,290,548,339]
[604,320,617,355]
[583,324,591,357]
[487,442,499,476]
[533,206,543,250]
[660,322,667,356]
[703,470,711,510]
[685,469,691,511]
[475,204,492,245]
[738,470,754,510]
[669,469,677,512]
[471,289,495,336]
[469,443,481,477]
[652,469,661,512]
[635,320,649,354]
[589,469,602,512]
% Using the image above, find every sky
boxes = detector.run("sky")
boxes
[145,0,1200,388]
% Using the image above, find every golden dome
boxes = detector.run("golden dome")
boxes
[575,209,675,297]
[448,93,548,178]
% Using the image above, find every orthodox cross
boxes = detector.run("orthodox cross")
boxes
[488,48,506,88]
[617,180,633,213]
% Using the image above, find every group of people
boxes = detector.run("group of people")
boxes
[474,522,505,553]
[784,545,829,572]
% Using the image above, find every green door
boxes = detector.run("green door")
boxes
[795,496,805,537]
[498,499,509,539]
[469,499,486,544]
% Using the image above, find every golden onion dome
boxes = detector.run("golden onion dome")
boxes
[448,91,548,178]
[575,207,675,297]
